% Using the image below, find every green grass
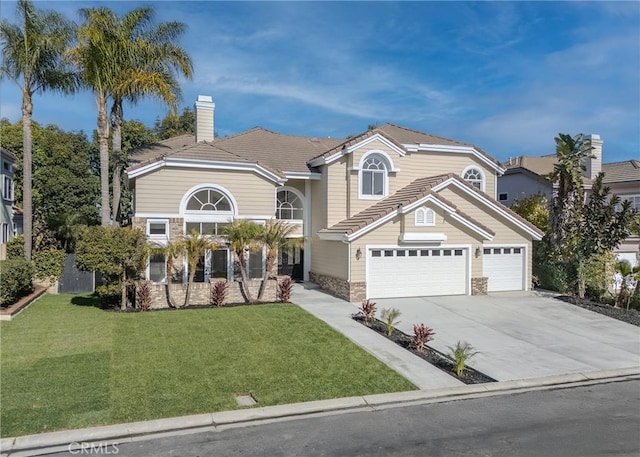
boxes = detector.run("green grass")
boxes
[0,294,415,437]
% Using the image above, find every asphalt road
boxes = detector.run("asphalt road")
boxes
[52,380,640,457]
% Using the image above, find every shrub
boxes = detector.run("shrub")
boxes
[136,281,152,311]
[95,282,122,307]
[33,248,66,283]
[277,276,293,303]
[380,307,401,336]
[448,341,478,377]
[360,299,377,326]
[412,323,435,352]
[534,261,574,293]
[0,258,34,307]
[6,235,24,259]
[211,280,229,307]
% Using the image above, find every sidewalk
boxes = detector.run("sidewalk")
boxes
[291,283,463,390]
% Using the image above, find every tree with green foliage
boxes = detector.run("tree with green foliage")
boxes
[0,0,77,259]
[0,118,100,248]
[222,220,264,303]
[106,7,192,224]
[257,219,302,301]
[75,226,149,309]
[549,133,593,259]
[153,106,196,139]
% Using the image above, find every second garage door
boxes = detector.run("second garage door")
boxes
[367,247,468,298]
[483,246,525,292]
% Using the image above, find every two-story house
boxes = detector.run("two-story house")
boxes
[126,95,542,303]
[1,147,17,254]
[498,136,640,267]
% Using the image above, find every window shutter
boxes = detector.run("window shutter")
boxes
[425,209,435,225]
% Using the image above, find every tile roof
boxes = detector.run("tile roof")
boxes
[309,123,502,169]
[320,174,495,236]
[602,160,640,184]
[502,154,557,176]
[127,129,343,175]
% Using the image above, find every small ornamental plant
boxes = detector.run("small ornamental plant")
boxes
[360,299,377,326]
[380,307,401,336]
[278,276,294,303]
[211,280,229,307]
[136,281,152,311]
[412,323,435,352]
[448,341,479,377]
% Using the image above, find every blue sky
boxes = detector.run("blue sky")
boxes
[1,1,639,163]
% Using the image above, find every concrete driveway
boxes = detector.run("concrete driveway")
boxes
[374,292,640,381]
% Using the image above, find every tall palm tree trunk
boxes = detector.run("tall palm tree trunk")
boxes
[110,99,123,224]
[21,89,33,260]
[257,250,277,301]
[97,90,111,226]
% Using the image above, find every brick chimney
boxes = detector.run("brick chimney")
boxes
[583,134,602,180]
[195,95,215,142]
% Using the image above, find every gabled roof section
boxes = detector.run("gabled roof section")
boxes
[602,160,640,184]
[430,174,544,239]
[308,123,504,172]
[307,128,408,167]
[319,174,495,241]
[0,146,18,162]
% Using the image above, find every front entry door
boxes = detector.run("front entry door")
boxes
[278,246,304,281]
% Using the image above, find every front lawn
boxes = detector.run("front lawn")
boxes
[0,294,414,437]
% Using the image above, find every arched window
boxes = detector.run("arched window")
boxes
[276,189,304,220]
[361,156,387,197]
[415,207,435,226]
[463,167,484,191]
[186,188,232,212]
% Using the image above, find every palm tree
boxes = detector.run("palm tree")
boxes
[108,8,192,223]
[158,229,217,307]
[222,220,264,303]
[68,7,116,226]
[0,0,77,259]
[257,219,303,301]
[549,133,593,258]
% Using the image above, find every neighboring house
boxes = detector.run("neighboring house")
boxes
[126,95,543,302]
[1,147,17,255]
[498,135,640,266]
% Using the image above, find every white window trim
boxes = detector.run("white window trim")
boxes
[461,165,486,192]
[415,207,436,227]
[147,253,167,284]
[276,186,306,221]
[358,151,394,200]
[179,183,238,217]
[2,175,14,201]
[146,219,169,246]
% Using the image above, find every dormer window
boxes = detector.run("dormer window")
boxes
[360,155,387,198]
[463,166,484,191]
[415,207,435,226]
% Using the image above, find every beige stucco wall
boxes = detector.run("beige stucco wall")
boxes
[341,138,498,217]
[134,167,276,216]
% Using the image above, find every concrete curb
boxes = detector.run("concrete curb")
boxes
[2,366,638,457]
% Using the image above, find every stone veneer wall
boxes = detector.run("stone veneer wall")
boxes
[309,271,366,302]
[141,278,281,309]
[471,277,488,295]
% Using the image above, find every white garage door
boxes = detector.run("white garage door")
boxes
[368,247,468,298]
[483,247,525,292]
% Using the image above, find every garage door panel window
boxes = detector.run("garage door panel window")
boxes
[368,247,468,298]
[483,246,525,292]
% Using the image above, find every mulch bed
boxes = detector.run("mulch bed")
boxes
[352,314,495,385]
[556,295,640,327]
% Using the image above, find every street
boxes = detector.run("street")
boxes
[52,380,640,457]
